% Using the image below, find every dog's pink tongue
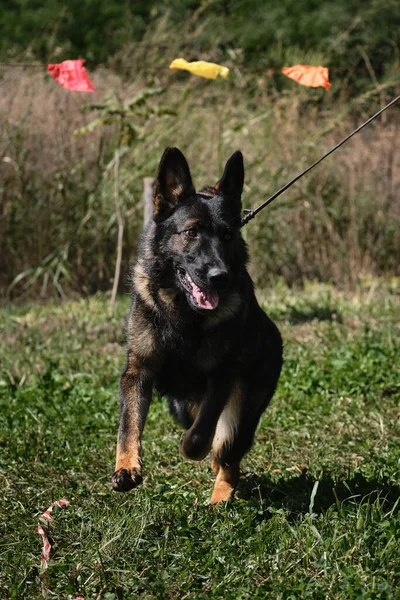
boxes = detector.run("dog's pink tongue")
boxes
[192,284,219,310]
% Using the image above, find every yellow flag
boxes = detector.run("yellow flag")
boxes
[169,58,229,80]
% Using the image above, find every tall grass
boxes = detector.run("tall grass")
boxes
[1,24,399,298]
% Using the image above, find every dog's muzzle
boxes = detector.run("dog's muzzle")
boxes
[176,267,219,310]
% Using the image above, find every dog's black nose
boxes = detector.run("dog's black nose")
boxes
[208,268,229,287]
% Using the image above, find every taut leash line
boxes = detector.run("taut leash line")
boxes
[241,92,400,228]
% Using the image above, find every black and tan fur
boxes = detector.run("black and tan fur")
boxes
[112,148,283,503]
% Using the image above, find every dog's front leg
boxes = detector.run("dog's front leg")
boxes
[179,377,231,462]
[112,352,153,492]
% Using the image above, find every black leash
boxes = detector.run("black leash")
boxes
[240,92,400,228]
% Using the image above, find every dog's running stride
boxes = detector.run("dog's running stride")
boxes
[112,148,283,503]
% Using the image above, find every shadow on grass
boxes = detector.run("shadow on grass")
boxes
[238,470,399,519]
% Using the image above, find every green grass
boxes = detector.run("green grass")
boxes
[1,280,399,599]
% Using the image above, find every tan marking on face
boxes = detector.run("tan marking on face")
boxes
[212,381,242,455]
[168,219,201,253]
[183,218,201,229]
[133,263,155,309]
[169,231,189,253]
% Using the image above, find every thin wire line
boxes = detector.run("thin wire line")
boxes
[241,92,400,227]
[0,62,392,72]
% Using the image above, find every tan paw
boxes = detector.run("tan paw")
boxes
[210,480,236,504]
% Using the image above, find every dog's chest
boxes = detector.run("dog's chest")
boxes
[193,336,226,371]
[159,314,235,372]
[155,337,228,400]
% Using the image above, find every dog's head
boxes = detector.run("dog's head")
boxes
[151,147,248,312]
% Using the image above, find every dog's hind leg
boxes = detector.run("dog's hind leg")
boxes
[210,455,220,475]
[179,377,233,462]
[210,386,269,503]
[209,381,243,502]
[112,352,153,492]
[210,342,283,503]
[210,423,254,504]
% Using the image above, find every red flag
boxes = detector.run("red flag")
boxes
[282,65,331,91]
[47,59,95,92]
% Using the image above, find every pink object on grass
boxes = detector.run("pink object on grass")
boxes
[37,499,69,569]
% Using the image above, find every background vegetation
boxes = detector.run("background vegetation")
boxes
[1,0,399,298]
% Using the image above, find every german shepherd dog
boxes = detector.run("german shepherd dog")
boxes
[112,148,283,503]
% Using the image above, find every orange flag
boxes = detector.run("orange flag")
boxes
[281,65,331,91]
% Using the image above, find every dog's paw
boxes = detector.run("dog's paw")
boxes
[179,431,212,461]
[111,467,143,492]
[210,480,236,504]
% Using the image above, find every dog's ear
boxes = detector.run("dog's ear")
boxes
[153,147,195,221]
[215,151,244,214]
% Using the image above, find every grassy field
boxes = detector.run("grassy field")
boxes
[0,280,399,599]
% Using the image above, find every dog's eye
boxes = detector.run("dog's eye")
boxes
[185,228,198,239]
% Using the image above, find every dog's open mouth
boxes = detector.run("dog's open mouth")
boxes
[176,268,219,310]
